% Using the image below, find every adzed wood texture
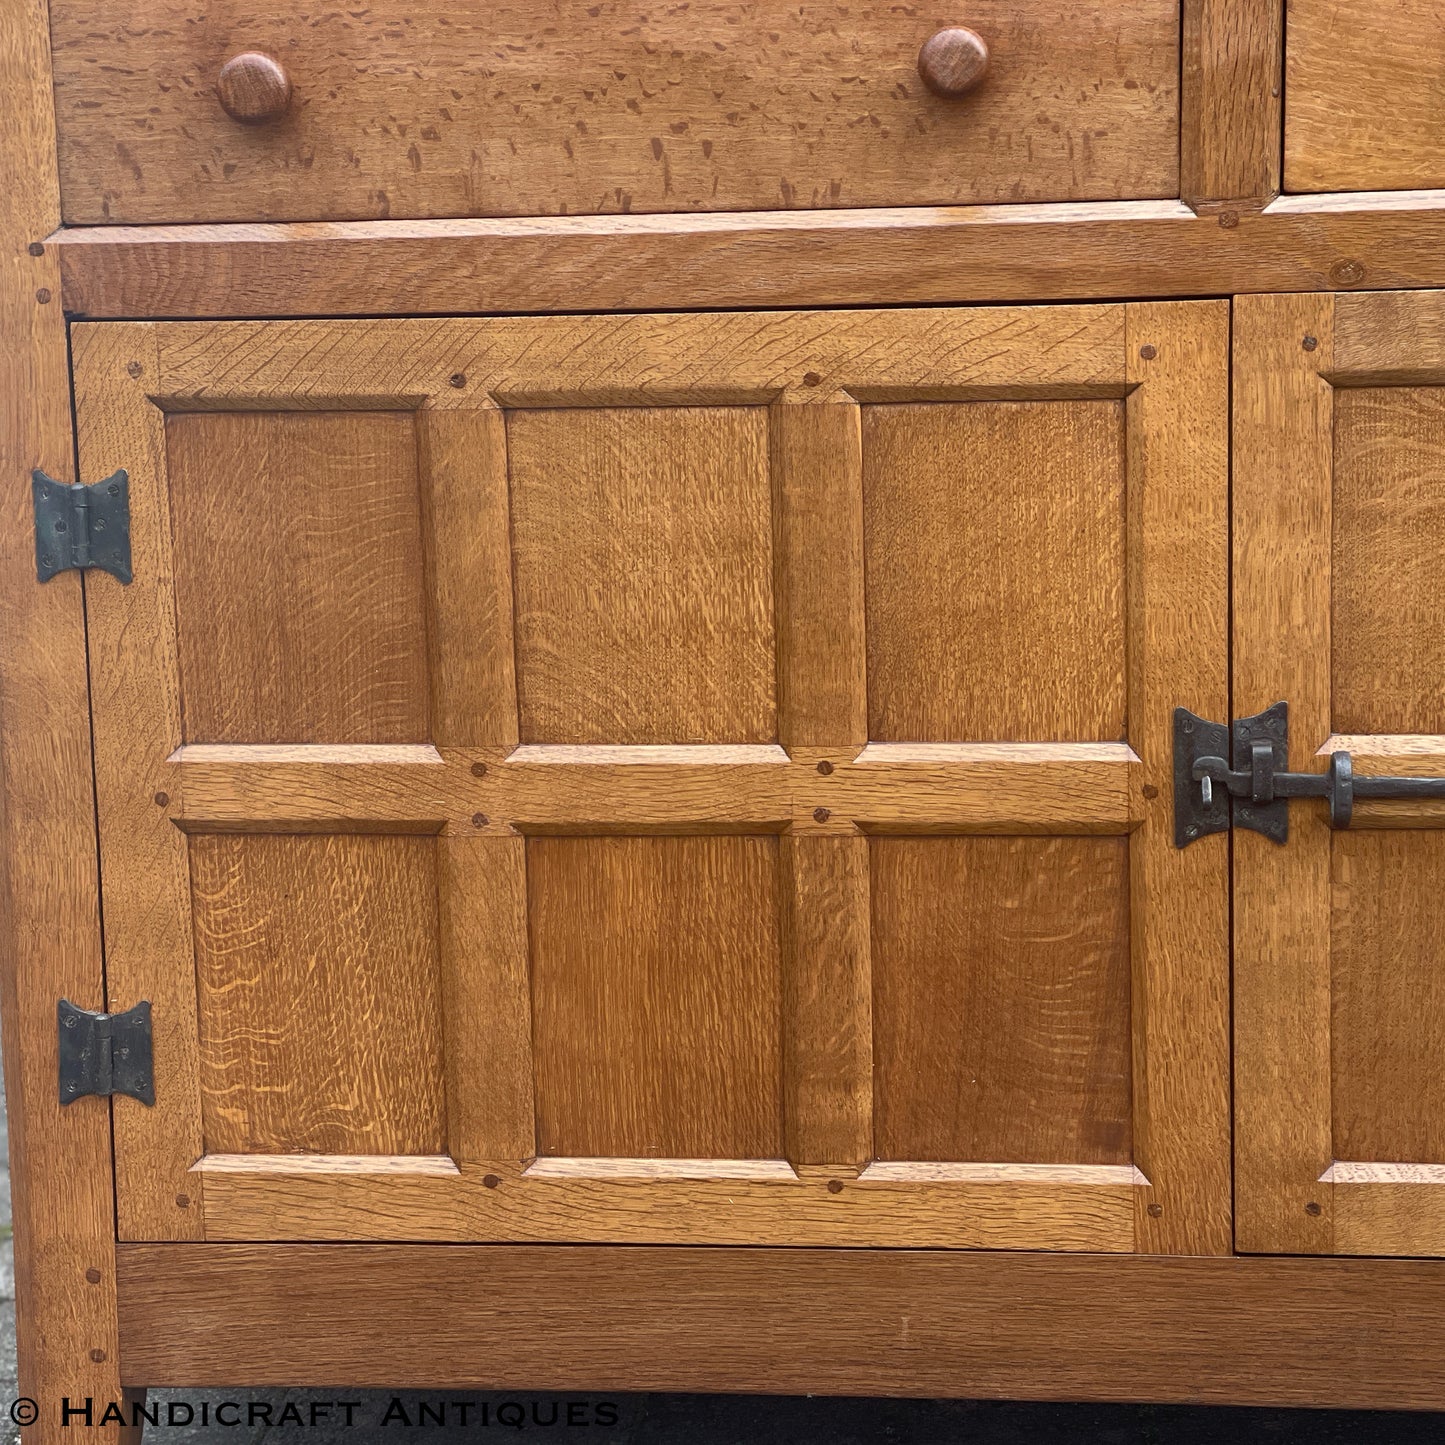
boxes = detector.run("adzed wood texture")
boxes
[871,837,1133,1166]
[54,195,1445,321]
[1287,0,1445,193]
[190,833,447,1156]
[166,410,431,745]
[115,1243,1445,1410]
[508,406,776,746]
[1331,831,1445,1166]
[1180,0,1283,206]
[70,302,1230,1256]
[529,835,785,1160]
[49,0,1180,224]
[862,398,1126,744]
[1234,287,1445,1257]
[0,0,133,1436]
[1331,385,1445,735]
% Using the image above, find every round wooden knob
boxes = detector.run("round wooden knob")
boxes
[217,52,292,124]
[918,27,990,98]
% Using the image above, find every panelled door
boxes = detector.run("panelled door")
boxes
[73,303,1229,1253]
[1235,291,1445,1256]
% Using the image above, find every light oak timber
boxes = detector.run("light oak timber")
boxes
[117,307,1126,403]
[1180,0,1284,207]
[115,1244,1445,1408]
[781,835,872,1169]
[509,405,777,746]
[73,325,208,1245]
[862,398,1127,744]
[1232,292,1337,1255]
[198,1155,460,1177]
[437,834,534,1164]
[523,1159,798,1182]
[1328,1183,1445,1258]
[54,195,1445,319]
[862,1163,1147,1186]
[1332,287,1445,383]
[164,742,1140,837]
[1324,1163,1445,1184]
[528,834,786,1162]
[187,1164,1140,1251]
[1235,287,1445,1257]
[0,0,134,1432]
[1286,0,1445,194]
[164,409,432,745]
[870,836,1133,1168]
[188,833,449,1157]
[1123,301,1231,1254]
[1330,832,1445,1179]
[50,0,1179,224]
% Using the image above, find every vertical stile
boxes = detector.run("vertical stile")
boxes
[1124,302,1232,1253]
[1231,293,1337,1252]
[771,393,873,1172]
[420,400,535,1170]
[74,323,207,1241]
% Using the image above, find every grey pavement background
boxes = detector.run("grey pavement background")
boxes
[1,1044,1442,1442]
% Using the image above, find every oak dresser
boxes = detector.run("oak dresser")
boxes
[7,1,1445,1430]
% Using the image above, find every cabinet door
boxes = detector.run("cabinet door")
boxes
[1236,291,1445,1254]
[73,304,1228,1252]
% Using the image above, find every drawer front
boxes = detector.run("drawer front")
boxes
[51,2,1179,224]
[1287,0,1445,192]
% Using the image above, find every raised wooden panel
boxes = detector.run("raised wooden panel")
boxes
[528,835,784,1159]
[871,836,1133,1165]
[1286,0,1445,193]
[862,401,1126,743]
[1332,387,1445,735]
[167,411,430,745]
[508,406,776,745]
[190,833,447,1156]
[1332,831,1445,1165]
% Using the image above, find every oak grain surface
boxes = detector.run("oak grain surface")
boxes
[871,837,1133,1166]
[863,399,1126,743]
[1180,0,1283,205]
[71,304,1229,1254]
[167,410,430,745]
[51,0,1179,224]
[0,0,133,1426]
[529,835,784,1160]
[1231,292,1337,1254]
[1287,0,1445,193]
[1331,830,1445,1165]
[57,199,1445,319]
[74,323,207,1242]
[191,833,447,1157]
[1332,386,1445,734]
[509,406,775,746]
[1121,301,1231,1255]
[113,1244,1445,1409]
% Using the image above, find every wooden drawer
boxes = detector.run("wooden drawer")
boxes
[51,2,1180,224]
[1287,0,1445,192]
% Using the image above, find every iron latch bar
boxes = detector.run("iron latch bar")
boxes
[1174,701,1445,847]
[58,1000,154,1105]
[32,468,132,583]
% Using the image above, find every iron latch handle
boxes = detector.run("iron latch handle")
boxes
[1193,748,1445,829]
[1175,702,1445,846]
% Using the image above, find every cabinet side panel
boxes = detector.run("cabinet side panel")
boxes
[0,0,129,1427]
